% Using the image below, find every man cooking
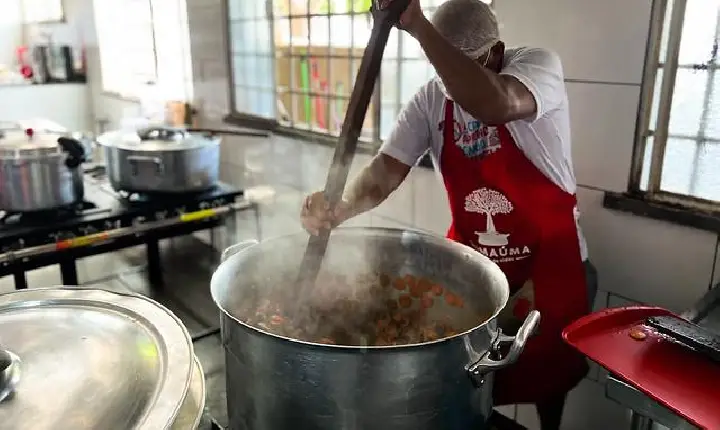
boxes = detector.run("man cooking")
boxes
[300,0,597,428]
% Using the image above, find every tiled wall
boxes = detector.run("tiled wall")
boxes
[187,1,718,429]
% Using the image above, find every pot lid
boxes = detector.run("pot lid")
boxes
[0,127,64,157]
[0,287,196,430]
[97,126,220,151]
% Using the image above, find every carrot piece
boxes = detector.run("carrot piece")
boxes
[431,284,444,296]
[409,283,423,298]
[398,294,413,308]
[417,278,433,293]
[420,296,434,308]
[393,278,406,291]
[445,291,458,307]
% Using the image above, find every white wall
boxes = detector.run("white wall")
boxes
[0,0,96,131]
[0,84,90,130]
[495,0,719,313]
[0,0,22,67]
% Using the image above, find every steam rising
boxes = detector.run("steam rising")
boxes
[216,228,503,348]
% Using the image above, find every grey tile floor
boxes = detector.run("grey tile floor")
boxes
[0,135,633,430]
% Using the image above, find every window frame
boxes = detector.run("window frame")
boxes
[22,0,65,24]
[223,0,474,147]
[95,0,159,100]
[628,0,720,214]
[224,0,383,145]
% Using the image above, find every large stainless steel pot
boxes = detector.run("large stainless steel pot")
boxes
[97,126,220,194]
[0,126,86,212]
[0,287,205,430]
[210,227,539,430]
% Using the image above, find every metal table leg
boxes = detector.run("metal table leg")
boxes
[253,202,262,241]
[59,259,79,285]
[629,412,654,430]
[146,239,163,287]
[224,209,239,249]
[13,271,27,290]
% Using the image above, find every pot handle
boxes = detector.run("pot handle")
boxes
[0,347,20,403]
[127,155,164,175]
[466,310,541,380]
[138,126,188,141]
[58,136,86,169]
[221,239,259,263]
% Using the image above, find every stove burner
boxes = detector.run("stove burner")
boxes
[0,201,98,225]
[117,186,220,205]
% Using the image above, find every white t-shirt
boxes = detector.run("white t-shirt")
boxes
[379,47,588,260]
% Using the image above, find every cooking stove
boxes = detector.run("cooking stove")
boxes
[0,169,253,290]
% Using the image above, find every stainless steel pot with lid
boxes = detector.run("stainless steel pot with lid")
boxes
[0,126,86,212]
[0,287,205,430]
[211,227,539,430]
[97,126,221,194]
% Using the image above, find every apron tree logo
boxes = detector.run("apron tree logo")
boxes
[465,188,513,247]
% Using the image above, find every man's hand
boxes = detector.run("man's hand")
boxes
[379,0,427,35]
[300,192,352,236]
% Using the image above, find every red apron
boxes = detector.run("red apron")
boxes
[439,99,589,405]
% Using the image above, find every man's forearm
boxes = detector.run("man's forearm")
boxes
[341,156,408,222]
[411,18,509,123]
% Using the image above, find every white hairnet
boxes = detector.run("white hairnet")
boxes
[431,0,500,59]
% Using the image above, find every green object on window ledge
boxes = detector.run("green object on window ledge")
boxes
[349,0,372,12]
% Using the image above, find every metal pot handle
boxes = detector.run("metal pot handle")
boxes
[466,310,541,381]
[0,347,20,403]
[138,127,188,141]
[127,155,165,175]
[221,239,259,263]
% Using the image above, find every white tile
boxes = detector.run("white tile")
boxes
[563,379,630,430]
[593,289,609,312]
[577,187,717,312]
[515,379,629,430]
[369,214,414,230]
[567,82,641,192]
[372,169,416,227]
[494,0,651,84]
[411,167,452,235]
[494,405,517,421]
[606,292,641,308]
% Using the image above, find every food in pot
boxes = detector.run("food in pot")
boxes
[237,272,487,347]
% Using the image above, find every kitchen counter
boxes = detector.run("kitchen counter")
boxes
[604,285,720,430]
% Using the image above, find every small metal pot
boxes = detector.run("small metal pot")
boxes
[97,126,221,194]
[211,228,539,430]
[0,127,86,212]
[0,287,205,430]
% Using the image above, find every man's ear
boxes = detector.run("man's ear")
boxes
[490,41,505,72]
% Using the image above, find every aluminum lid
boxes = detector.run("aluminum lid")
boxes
[97,126,220,152]
[0,287,196,430]
[0,127,64,158]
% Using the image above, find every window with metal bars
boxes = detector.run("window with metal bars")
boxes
[227,0,471,143]
[632,0,720,210]
[94,0,193,101]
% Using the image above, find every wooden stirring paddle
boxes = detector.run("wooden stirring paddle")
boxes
[295,0,411,307]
